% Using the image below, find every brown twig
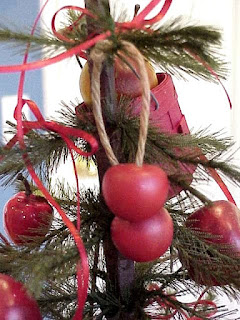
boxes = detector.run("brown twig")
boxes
[17,172,32,196]
[134,4,141,17]
[0,232,10,246]
[90,40,151,167]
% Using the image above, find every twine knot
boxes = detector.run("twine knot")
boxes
[90,40,151,167]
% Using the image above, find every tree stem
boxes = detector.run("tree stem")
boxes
[17,173,32,196]
[85,0,135,318]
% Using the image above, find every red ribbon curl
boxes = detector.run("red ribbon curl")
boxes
[0,0,172,73]
[146,285,217,319]
[3,98,98,319]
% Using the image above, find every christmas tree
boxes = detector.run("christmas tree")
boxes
[0,0,240,319]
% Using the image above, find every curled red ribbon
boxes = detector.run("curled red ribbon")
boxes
[120,0,172,29]
[3,98,98,319]
[1,0,98,318]
[0,0,173,73]
[146,286,217,319]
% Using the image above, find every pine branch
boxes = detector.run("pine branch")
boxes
[0,26,67,56]
[1,14,227,82]
[0,12,88,56]
[1,3,238,319]
[0,121,70,185]
[119,18,227,80]
[2,102,240,207]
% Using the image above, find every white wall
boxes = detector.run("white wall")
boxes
[232,1,240,150]
[40,0,86,117]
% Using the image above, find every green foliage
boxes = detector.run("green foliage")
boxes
[1,100,240,318]
[0,121,67,185]
[0,25,66,57]
[120,18,227,80]
[0,10,227,81]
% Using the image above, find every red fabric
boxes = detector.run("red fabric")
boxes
[131,73,188,134]
[131,74,195,198]
[131,73,235,203]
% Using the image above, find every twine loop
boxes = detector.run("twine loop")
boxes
[90,40,151,167]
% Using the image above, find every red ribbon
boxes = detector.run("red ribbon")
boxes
[185,49,232,109]
[146,286,217,319]
[0,0,173,73]
[4,98,98,319]
[201,155,236,205]
[1,0,97,318]
[120,0,172,29]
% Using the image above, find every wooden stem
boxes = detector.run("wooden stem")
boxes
[17,173,32,196]
[85,0,135,318]
[134,4,141,17]
[85,0,116,118]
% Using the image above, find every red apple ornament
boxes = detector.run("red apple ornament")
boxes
[4,191,53,245]
[111,208,173,262]
[184,200,240,285]
[77,73,196,200]
[0,273,42,320]
[102,163,169,222]
[186,200,240,255]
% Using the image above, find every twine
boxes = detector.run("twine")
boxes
[90,40,151,167]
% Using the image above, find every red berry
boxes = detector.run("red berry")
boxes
[102,163,169,222]
[111,208,173,262]
[4,192,53,245]
[0,273,42,319]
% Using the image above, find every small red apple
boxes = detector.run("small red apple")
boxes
[186,200,240,255]
[0,273,42,319]
[111,208,173,262]
[79,55,158,105]
[184,200,240,285]
[102,163,169,222]
[4,191,53,245]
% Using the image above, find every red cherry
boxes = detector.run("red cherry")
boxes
[4,192,53,245]
[185,200,240,285]
[111,208,173,262]
[0,273,42,319]
[102,163,169,222]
